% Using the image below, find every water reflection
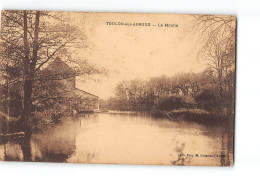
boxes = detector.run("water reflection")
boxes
[32,118,79,162]
[0,141,24,161]
[0,113,233,166]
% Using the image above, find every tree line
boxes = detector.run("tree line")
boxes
[101,66,235,114]
[102,15,236,115]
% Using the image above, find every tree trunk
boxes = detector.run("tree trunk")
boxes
[218,69,223,99]
[21,11,40,132]
[23,78,33,120]
[21,10,30,126]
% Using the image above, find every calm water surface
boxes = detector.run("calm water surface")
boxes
[0,113,233,166]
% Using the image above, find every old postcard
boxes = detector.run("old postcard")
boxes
[0,10,236,166]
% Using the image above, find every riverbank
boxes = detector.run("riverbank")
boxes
[152,108,233,126]
[101,108,233,126]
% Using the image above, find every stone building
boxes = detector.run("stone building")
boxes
[42,58,99,113]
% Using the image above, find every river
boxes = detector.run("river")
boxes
[0,112,233,166]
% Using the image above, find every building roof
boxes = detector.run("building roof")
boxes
[43,58,99,98]
[75,88,99,98]
[46,57,76,75]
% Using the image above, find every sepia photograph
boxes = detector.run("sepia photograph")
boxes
[0,10,236,166]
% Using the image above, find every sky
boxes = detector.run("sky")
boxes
[67,12,207,99]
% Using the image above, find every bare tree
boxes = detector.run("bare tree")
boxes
[0,10,105,130]
[191,15,236,98]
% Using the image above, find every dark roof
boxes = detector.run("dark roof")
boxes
[75,88,99,98]
[46,58,76,74]
[39,57,77,80]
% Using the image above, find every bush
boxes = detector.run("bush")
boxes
[194,89,220,111]
[30,103,71,131]
[30,110,56,131]
[155,95,195,111]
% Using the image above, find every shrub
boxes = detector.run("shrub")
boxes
[30,110,56,131]
[155,95,195,111]
[30,103,71,131]
[194,89,220,111]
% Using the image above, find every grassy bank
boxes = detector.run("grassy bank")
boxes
[152,108,232,126]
